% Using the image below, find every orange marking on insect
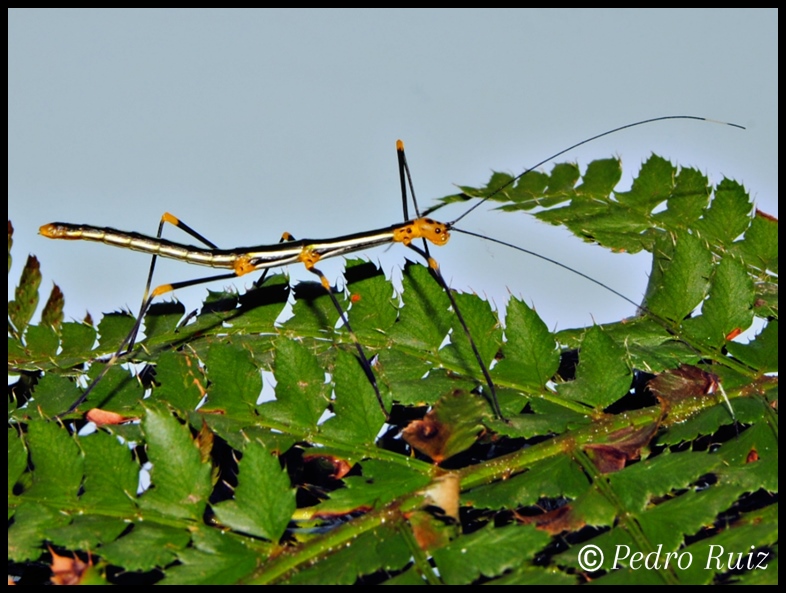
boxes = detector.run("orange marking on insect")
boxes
[393,218,450,246]
[234,255,256,276]
[298,247,321,269]
[161,212,179,225]
[152,284,175,297]
[39,223,71,239]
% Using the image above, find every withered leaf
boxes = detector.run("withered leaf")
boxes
[85,408,138,426]
[402,391,486,464]
[407,508,456,551]
[516,505,584,535]
[648,364,719,406]
[302,453,353,479]
[584,422,659,474]
[48,548,91,586]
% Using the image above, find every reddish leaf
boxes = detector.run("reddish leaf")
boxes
[584,422,659,474]
[402,391,486,464]
[302,453,353,479]
[648,364,719,405]
[515,505,585,535]
[48,548,91,585]
[403,413,449,463]
[195,420,214,464]
[86,408,139,426]
[407,509,455,551]
[41,284,65,329]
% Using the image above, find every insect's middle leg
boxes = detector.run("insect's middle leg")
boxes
[295,242,389,421]
[58,214,236,417]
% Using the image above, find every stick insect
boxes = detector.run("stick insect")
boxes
[38,115,745,423]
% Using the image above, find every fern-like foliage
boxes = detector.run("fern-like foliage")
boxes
[8,156,778,585]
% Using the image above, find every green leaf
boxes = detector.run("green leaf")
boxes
[402,390,488,462]
[390,261,452,352]
[726,319,778,373]
[343,258,398,336]
[138,405,212,520]
[577,157,622,197]
[283,524,412,585]
[682,255,755,348]
[151,349,208,410]
[160,527,262,584]
[96,311,136,353]
[79,430,139,512]
[319,349,387,444]
[558,326,632,409]
[212,439,296,541]
[615,154,676,209]
[310,459,431,516]
[28,374,83,418]
[142,300,187,341]
[439,290,502,380]
[466,455,589,509]
[8,503,69,562]
[494,296,560,389]
[8,427,28,500]
[694,178,752,247]
[644,230,713,323]
[432,524,551,584]
[655,164,711,228]
[99,523,191,571]
[46,515,129,551]
[733,209,779,275]
[283,280,341,336]
[58,321,97,360]
[201,341,263,416]
[259,337,330,428]
[82,363,145,413]
[23,419,83,505]
[23,323,59,357]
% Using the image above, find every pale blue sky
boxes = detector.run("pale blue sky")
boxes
[9,9,777,332]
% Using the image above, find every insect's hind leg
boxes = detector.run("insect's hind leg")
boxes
[294,240,390,422]
[405,243,506,421]
[396,141,506,421]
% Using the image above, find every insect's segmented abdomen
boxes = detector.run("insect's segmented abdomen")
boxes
[39,222,238,269]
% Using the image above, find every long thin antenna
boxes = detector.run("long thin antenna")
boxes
[448,116,744,227]
[450,227,644,312]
